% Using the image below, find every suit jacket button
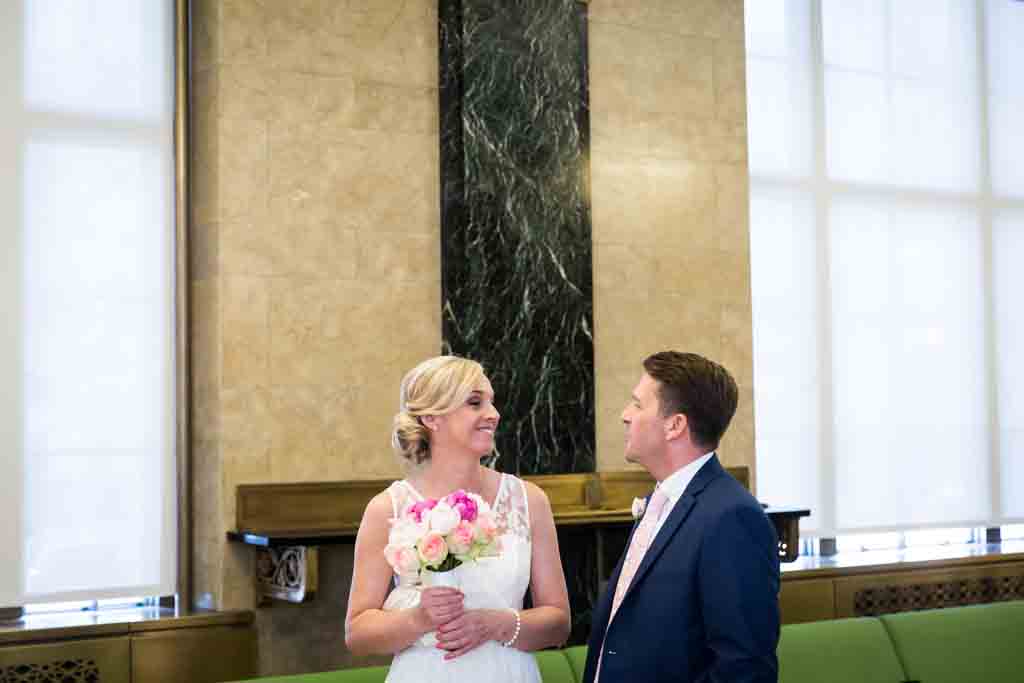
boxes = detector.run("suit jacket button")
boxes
[607,650,616,655]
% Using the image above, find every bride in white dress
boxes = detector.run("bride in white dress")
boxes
[345,356,571,683]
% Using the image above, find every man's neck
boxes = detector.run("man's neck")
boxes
[652,445,707,482]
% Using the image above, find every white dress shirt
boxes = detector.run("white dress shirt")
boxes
[650,451,715,539]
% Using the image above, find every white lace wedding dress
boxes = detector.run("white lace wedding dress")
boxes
[382,473,541,683]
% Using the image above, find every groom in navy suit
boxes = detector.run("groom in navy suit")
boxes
[583,351,780,683]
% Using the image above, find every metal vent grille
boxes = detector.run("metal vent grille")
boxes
[1,658,100,683]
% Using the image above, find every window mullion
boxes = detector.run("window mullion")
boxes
[974,0,1002,527]
[809,0,836,536]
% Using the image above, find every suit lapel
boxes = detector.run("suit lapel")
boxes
[593,514,642,632]
[619,456,726,605]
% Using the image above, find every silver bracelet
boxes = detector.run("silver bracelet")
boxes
[502,608,521,648]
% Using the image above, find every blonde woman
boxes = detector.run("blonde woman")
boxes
[345,356,571,682]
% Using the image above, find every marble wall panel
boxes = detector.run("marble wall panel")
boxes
[267,385,332,483]
[311,0,438,86]
[192,0,221,72]
[588,22,714,119]
[221,0,268,66]
[591,110,747,164]
[191,280,221,394]
[190,222,220,282]
[221,276,270,388]
[590,4,754,476]
[318,130,439,235]
[589,0,744,42]
[590,155,718,247]
[440,0,595,475]
[350,82,438,135]
[190,71,220,227]
[714,38,748,124]
[190,0,441,619]
[218,118,269,221]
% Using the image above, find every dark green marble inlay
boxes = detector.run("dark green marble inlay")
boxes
[439,0,594,475]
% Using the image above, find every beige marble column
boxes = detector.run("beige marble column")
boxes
[588,0,756,483]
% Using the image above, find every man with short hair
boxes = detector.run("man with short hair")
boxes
[583,351,780,683]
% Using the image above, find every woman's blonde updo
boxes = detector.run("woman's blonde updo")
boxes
[392,355,486,464]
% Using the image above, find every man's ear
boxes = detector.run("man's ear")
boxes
[664,413,688,442]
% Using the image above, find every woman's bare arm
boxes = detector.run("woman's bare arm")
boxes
[513,481,571,650]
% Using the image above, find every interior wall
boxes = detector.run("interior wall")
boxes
[189,0,751,675]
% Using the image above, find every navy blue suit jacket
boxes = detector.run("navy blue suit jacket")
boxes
[583,456,780,683]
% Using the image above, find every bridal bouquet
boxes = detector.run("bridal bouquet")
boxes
[384,490,502,577]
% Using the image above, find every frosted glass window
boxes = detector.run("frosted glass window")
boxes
[743,0,794,59]
[25,2,168,120]
[824,0,979,191]
[993,211,1024,519]
[747,0,1024,536]
[821,0,885,72]
[745,60,815,180]
[987,1,1024,198]
[0,2,176,607]
[830,201,988,530]
[823,71,888,184]
[749,189,822,524]
[744,1,815,180]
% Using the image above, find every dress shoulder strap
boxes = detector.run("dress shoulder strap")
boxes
[493,473,531,542]
[385,480,420,520]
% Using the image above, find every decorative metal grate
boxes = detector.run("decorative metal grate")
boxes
[853,574,1024,616]
[255,545,317,603]
[1,658,100,682]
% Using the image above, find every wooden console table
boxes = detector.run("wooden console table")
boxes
[227,468,808,604]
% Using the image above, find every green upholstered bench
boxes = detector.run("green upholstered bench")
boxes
[229,647,587,683]
[231,601,1024,683]
[230,651,582,683]
[234,667,390,683]
[880,601,1024,683]
[777,616,907,683]
[778,601,1024,683]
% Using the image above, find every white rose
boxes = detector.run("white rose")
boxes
[466,492,491,516]
[631,497,647,520]
[383,544,422,575]
[427,502,461,535]
[389,517,427,547]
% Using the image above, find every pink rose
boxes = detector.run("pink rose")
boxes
[474,514,499,544]
[417,531,449,567]
[408,499,437,523]
[447,520,475,556]
[384,543,421,575]
[445,490,479,522]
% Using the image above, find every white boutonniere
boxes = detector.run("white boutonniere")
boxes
[631,497,647,520]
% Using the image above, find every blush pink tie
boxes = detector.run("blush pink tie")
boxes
[595,489,670,683]
[609,488,669,620]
